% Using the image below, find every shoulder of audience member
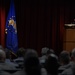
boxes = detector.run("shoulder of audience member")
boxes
[0,70,12,75]
[41,68,47,75]
[60,68,73,75]
[12,70,26,75]
[13,68,47,75]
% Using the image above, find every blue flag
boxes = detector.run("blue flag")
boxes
[5,0,18,54]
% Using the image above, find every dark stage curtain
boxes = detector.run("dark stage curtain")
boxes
[0,0,75,56]
[0,0,6,48]
[15,0,65,56]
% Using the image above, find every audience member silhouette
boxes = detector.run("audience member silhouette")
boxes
[13,49,47,75]
[58,51,71,74]
[46,49,58,60]
[45,54,59,75]
[13,47,26,69]
[5,49,19,69]
[39,47,49,67]
[0,49,17,73]
[60,48,75,75]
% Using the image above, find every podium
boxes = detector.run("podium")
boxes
[63,24,75,52]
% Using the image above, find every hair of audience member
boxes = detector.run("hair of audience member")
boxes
[0,49,6,62]
[41,47,49,55]
[59,51,70,65]
[46,49,55,55]
[0,45,3,49]
[24,49,41,75]
[45,54,59,75]
[17,47,26,57]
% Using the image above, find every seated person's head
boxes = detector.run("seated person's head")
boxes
[59,51,70,65]
[0,45,3,49]
[24,49,41,75]
[71,48,75,62]
[46,49,55,56]
[45,54,59,75]
[41,47,49,56]
[17,47,26,57]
